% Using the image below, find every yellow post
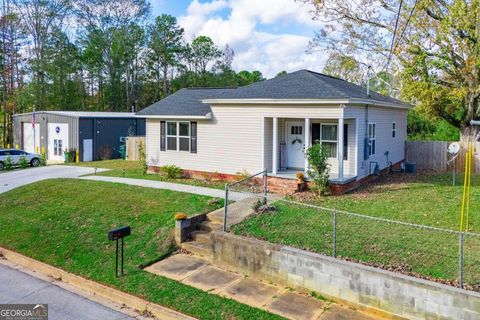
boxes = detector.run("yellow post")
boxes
[15,144,19,149]
[460,154,468,232]
[41,146,45,155]
[76,150,79,163]
[466,143,473,231]
[6,143,10,148]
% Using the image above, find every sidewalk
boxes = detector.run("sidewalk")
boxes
[146,254,379,320]
[81,175,254,201]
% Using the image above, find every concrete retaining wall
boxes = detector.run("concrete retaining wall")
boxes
[211,232,480,320]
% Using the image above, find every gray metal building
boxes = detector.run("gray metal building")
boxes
[13,111,145,162]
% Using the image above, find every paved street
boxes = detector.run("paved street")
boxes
[0,262,138,320]
[0,165,105,194]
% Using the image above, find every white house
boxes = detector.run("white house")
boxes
[137,70,409,191]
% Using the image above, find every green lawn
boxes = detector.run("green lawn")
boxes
[74,159,226,190]
[233,173,480,290]
[0,179,283,320]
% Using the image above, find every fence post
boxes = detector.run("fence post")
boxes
[223,183,229,232]
[263,169,268,205]
[458,232,464,289]
[332,210,337,258]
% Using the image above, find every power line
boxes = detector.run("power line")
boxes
[383,0,404,73]
[394,0,418,53]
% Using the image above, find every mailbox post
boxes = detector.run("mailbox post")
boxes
[108,226,131,277]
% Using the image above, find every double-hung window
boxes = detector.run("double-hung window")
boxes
[368,123,376,156]
[392,122,396,138]
[320,124,338,158]
[166,121,191,152]
[166,122,177,151]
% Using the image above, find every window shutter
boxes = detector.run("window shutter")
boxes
[160,121,166,151]
[190,122,197,153]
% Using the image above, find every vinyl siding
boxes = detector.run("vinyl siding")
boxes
[345,105,407,179]
[146,104,407,180]
[147,104,343,175]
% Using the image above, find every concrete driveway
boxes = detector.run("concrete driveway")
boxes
[0,165,103,194]
[0,262,140,320]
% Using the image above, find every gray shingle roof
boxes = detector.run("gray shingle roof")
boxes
[212,70,406,105]
[138,70,408,117]
[137,88,236,116]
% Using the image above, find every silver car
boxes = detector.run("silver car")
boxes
[0,149,41,170]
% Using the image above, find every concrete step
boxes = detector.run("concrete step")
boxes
[181,241,213,259]
[198,221,222,232]
[190,230,211,245]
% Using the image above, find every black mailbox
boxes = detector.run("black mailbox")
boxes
[108,226,131,241]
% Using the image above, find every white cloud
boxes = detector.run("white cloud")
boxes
[178,0,327,78]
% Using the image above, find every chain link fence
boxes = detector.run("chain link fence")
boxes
[226,174,480,291]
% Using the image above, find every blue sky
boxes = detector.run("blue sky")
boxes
[149,0,326,78]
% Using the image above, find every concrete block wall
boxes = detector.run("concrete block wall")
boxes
[211,232,480,320]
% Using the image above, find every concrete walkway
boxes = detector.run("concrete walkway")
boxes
[146,254,379,320]
[81,175,255,201]
[0,165,107,194]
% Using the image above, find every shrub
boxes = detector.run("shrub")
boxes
[306,143,330,195]
[4,156,13,170]
[138,141,147,175]
[18,156,29,168]
[39,150,47,166]
[99,145,113,160]
[160,165,183,179]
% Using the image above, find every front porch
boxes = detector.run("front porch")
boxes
[263,116,358,185]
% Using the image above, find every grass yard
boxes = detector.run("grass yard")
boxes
[0,179,283,320]
[233,173,480,290]
[74,159,226,190]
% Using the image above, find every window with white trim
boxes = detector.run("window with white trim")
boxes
[320,124,338,158]
[368,123,376,156]
[392,122,396,138]
[166,121,190,152]
[178,122,190,151]
[166,122,177,151]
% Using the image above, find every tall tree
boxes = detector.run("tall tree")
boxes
[186,35,222,85]
[13,0,71,110]
[147,14,184,99]
[322,52,364,84]
[304,0,480,131]
[1,0,25,146]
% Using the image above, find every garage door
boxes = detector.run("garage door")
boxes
[48,123,69,161]
[22,123,41,154]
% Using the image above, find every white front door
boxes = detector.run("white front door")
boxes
[285,121,305,169]
[48,123,69,161]
[83,139,93,162]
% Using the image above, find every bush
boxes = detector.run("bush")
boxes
[305,143,330,195]
[99,145,113,160]
[4,156,13,170]
[138,141,147,175]
[39,150,47,166]
[18,156,29,168]
[160,165,183,179]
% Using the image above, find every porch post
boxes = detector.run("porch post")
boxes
[304,118,311,173]
[338,117,344,181]
[272,117,278,175]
